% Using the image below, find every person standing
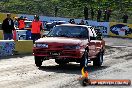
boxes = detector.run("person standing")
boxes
[103,10,107,22]
[122,14,128,23]
[97,8,102,22]
[91,7,94,20]
[84,6,88,20]
[31,15,43,43]
[2,13,15,40]
[79,20,85,25]
[18,16,25,30]
[55,6,59,17]
[106,9,111,22]
[69,19,76,24]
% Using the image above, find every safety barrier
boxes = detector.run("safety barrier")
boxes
[15,40,33,54]
[0,40,33,58]
[0,30,3,40]
[0,40,15,57]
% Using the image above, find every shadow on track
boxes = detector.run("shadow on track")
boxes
[38,63,109,75]
[0,54,32,60]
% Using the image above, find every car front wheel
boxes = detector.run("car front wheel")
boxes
[34,56,43,67]
[93,52,103,66]
[80,50,89,68]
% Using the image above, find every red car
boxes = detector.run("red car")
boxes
[33,24,105,67]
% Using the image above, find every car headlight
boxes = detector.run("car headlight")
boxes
[64,45,80,50]
[34,43,48,48]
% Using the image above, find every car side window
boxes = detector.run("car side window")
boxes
[79,27,88,38]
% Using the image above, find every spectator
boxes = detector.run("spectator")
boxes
[24,16,28,20]
[69,19,75,24]
[103,10,107,22]
[31,15,43,43]
[18,16,25,30]
[84,6,88,20]
[106,8,111,22]
[91,7,94,20]
[13,17,19,28]
[85,21,89,26]
[2,13,15,40]
[122,14,128,23]
[79,20,85,25]
[97,8,102,22]
[55,6,59,17]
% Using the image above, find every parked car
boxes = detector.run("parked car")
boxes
[33,24,105,67]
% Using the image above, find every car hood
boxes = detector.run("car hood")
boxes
[35,37,87,45]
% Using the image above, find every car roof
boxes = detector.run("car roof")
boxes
[56,24,92,28]
[24,20,32,22]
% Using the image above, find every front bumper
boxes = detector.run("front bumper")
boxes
[33,48,84,59]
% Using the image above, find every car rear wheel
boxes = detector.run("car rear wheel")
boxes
[93,52,103,66]
[34,56,43,67]
[80,50,88,68]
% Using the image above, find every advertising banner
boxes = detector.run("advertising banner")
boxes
[87,21,110,36]
[109,22,132,38]
[0,30,3,40]
[0,40,15,57]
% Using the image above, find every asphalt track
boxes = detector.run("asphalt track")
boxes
[0,37,132,88]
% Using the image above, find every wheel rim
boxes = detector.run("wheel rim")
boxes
[99,53,103,65]
[84,52,88,67]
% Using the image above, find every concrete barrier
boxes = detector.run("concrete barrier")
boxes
[0,40,15,57]
[15,40,33,54]
[0,30,3,40]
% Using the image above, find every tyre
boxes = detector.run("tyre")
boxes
[80,50,88,68]
[82,78,88,86]
[55,59,68,65]
[93,52,103,66]
[34,56,43,67]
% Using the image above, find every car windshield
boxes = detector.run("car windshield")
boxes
[47,26,88,38]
